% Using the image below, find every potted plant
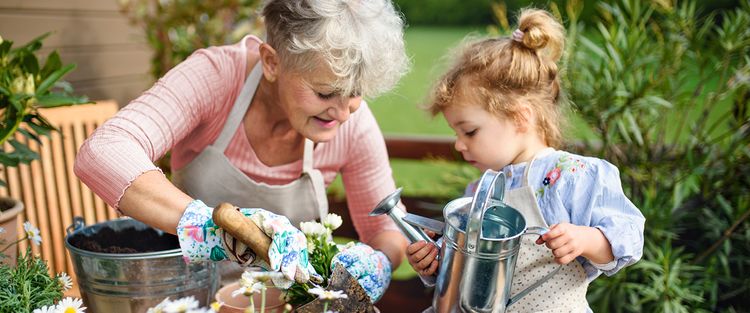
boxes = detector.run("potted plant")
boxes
[0,33,88,264]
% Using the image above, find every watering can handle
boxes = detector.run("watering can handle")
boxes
[507,226,563,307]
[465,170,505,254]
[212,203,272,265]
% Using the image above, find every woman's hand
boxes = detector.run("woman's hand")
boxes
[406,241,439,276]
[176,200,321,286]
[331,242,391,303]
[536,223,614,265]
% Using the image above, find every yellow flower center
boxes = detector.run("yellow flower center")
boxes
[64,307,76,313]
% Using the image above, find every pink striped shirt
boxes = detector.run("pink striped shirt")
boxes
[74,36,399,243]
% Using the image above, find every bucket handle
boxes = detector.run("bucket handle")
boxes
[507,226,563,307]
[66,217,86,236]
[465,170,505,254]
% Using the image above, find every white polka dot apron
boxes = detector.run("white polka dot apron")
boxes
[503,150,588,313]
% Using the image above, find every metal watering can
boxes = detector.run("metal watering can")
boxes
[370,169,561,312]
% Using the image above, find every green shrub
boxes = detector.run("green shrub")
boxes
[394,0,495,25]
[118,0,261,79]
[521,0,750,311]
[486,0,750,311]
[0,33,89,186]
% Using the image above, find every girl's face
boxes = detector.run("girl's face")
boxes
[274,65,362,143]
[442,101,526,172]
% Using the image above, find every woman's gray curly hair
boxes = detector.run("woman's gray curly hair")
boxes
[262,0,409,98]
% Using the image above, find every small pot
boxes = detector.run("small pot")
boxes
[215,282,287,313]
[0,197,24,266]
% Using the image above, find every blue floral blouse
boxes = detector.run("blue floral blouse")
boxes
[465,149,645,281]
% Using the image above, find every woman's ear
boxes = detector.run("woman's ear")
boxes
[259,43,280,83]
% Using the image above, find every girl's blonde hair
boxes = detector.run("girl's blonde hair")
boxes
[427,9,566,147]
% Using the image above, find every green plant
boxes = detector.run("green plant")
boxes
[284,214,344,306]
[117,0,262,80]
[491,0,749,311]
[0,33,89,186]
[0,222,81,313]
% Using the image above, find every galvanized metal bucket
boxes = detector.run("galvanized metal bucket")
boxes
[65,217,218,313]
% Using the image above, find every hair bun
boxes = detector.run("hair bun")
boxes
[516,9,564,62]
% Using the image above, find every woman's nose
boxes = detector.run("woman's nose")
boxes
[328,96,361,121]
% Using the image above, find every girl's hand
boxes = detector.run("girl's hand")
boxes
[406,241,439,276]
[536,223,589,265]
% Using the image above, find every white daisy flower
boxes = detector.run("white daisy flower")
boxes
[147,297,172,313]
[300,221,327,237]
[58,272,73,291]
[307,287,348,301]
[232,281,265,298]
[56,297,86,313]
[307,240,316,253]
[23,221,42,245]
[32,305,55,313]
[322,213,343,230]
[209,301,223,312]
[163,296,199,313]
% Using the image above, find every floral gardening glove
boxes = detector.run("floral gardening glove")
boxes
[176,200,321,287]
[331,242,392,303]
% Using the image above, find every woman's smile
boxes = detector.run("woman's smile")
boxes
[313,115,338,128]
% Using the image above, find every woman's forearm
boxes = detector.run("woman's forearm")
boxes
[368,230,408,269]
[118,170,193,235]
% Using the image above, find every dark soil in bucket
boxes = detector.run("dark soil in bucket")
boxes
[70,226,179,253]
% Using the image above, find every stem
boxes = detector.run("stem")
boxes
[694,206,750,264]
[323,301,329,312]
[0,235,28,253]
[249,296,255,313]
[260,288,266,313]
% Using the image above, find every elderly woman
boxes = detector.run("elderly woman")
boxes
[74,0,409,302]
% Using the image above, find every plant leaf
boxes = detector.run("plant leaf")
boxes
[40,50,62,78]
[16,128,41,144]
[35,64,76,95]
[36,93,89,107]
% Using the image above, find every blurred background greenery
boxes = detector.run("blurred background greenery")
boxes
[119,0,749,311]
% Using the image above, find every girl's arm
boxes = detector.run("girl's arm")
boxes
[546,156,645,275]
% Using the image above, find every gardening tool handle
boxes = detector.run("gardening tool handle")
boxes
[212,202,271,264]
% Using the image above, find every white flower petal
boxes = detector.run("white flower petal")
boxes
[323,214,342,230]
[56,297,86,313]
[162,296,199,312]
[58,272,73,291]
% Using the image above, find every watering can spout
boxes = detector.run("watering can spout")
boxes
[369,187,437,245]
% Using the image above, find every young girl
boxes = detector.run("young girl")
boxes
[407,9,645,312]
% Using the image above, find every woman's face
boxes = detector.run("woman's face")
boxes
[442,96,525,172]
[274,64,362,143]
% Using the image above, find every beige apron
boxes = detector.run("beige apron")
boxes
[504,149,589,313]
[172,62,329,281]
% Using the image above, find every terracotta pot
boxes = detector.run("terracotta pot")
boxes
[0,197,24,266]
[215,282,288,313]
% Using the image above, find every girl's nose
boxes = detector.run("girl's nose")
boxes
[454,138,467,152]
